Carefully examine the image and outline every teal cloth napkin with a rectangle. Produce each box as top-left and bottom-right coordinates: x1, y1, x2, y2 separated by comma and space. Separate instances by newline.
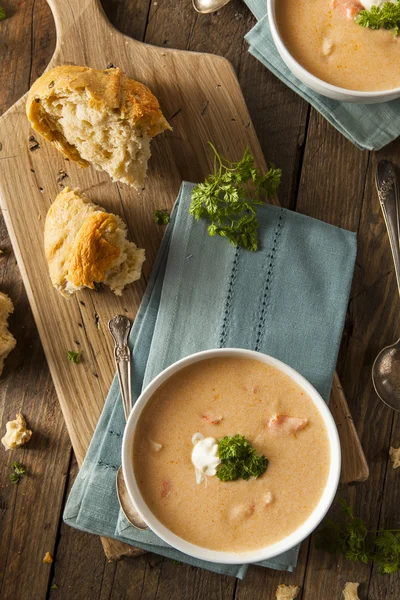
64, 182, 356, 578
244, 0, 400, 150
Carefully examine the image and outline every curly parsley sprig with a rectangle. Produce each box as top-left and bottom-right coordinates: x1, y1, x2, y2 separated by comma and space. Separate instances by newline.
216, 434, 268, 482
189, 143, 281, 252
9, 461, 27, 484
356, 0, 400, 35
316, 499, 400, 574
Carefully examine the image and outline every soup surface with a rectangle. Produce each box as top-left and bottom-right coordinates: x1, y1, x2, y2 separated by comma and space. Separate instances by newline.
133, 357, 330, 552
276, 0, 400, 91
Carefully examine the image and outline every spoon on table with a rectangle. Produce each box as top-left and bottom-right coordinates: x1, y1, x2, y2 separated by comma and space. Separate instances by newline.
192, 0, 232, 14
108, 315, 148, 530
372, 160, 400, 411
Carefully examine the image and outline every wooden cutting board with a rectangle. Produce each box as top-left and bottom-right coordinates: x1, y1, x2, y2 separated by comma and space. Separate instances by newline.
0, 0, 368, 561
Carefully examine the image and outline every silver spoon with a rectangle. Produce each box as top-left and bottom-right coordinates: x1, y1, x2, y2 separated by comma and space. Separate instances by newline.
108, 315, 148, 530
372, 160, 400, 411
192, 0, 232, 14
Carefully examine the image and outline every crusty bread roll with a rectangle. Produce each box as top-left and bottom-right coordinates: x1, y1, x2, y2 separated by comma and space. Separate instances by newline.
0, 292, 16, 376
45, 187, 145, 297
26, 65, 171, 187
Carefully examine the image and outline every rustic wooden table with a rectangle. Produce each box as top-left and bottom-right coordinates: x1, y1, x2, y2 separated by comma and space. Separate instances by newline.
0, 1, 399, 598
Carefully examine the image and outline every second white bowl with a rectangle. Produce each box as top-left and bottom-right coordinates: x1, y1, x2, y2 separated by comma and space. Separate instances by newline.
267, 0, 400, 103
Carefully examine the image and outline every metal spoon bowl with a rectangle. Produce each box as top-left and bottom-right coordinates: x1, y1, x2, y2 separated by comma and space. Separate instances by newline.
372, 340, 400, 411
372, 160, 400, 411
192, 0, 231, 14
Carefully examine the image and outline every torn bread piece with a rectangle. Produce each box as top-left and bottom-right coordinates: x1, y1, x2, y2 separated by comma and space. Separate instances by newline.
342, 582, 360, 600
276, 584, 301, 600
45, 187, 145, 297
389, 446, 400, 469
2, 413, 32, 450
26, 65, 171, 188
0, 292, 16, 376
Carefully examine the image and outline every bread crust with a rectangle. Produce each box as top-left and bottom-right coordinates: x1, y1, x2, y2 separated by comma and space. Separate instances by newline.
68, 213, 121, 289
26, 65, 171, 165
45, 187, 145, 296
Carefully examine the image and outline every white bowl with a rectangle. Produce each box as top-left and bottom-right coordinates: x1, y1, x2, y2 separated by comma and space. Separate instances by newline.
267, 0, 400, 103
122, 348, 341, 564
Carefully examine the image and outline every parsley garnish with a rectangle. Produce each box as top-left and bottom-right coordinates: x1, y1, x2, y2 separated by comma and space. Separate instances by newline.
0, 6, 6, 20
356, 1, 400, 35
316, 499, 400, 574
67, 350, 81, 363
189, 143, 281, 252
153, 210, 170, 225
217, 434, 268, 481
9, 461, 27, 484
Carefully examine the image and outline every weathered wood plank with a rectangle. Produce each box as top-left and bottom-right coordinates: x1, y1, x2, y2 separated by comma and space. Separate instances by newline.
292, 112, 400, 598
236, 542, 309, 600
359, 141, 400, 600
0, 3, 72, 600
48, 456, 117, 599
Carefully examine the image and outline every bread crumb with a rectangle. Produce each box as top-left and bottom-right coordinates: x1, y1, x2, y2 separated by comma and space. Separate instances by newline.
276, 584, 301, 599
0, 292, 16, 376
2, 413, 32, 450
342, 582, 360, 599
389, 447, 400, 469
43, 552, 53, 564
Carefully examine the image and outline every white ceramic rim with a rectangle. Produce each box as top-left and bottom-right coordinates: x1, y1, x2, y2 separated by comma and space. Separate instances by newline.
267, 0, 400, 102
122, 348, 341, 564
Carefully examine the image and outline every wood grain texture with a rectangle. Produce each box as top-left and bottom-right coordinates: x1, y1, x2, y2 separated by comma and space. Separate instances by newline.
0, 3, 72, 599
0, 0, 368, 568
0, 0, 381, 597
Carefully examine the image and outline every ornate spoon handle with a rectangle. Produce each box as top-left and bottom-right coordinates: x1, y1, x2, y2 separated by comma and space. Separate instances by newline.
108, 315, 133, 421
376, 160, 400, 298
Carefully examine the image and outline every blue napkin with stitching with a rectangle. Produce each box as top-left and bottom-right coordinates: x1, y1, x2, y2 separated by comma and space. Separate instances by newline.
64, 182, 356, 578
244, 0, 400, 150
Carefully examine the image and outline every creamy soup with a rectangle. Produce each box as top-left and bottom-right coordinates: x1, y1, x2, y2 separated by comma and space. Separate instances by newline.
276, 0, 400, 91
133, 357, 330, 552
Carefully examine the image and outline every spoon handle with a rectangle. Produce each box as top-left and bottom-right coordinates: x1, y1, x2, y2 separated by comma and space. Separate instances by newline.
108, 315, 133, 421
376, 160, 400, 297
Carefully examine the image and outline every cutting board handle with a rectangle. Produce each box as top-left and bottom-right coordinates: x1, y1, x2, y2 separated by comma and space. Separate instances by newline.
47, 0, 113, 64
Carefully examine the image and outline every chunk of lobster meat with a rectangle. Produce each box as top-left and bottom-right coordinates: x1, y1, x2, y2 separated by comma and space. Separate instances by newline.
229, 501, 256, 522
266, 415, 308, 435
202, 413, 223, 425
161, 479, 172, 498
264, 491, 274, 506
332, 0, 363, 19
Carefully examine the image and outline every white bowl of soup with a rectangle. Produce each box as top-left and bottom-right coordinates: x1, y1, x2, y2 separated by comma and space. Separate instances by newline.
268, 0, 400, 103
122, 348, 341, 564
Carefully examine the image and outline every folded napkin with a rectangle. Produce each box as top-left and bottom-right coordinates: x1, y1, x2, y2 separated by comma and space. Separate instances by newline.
64, 182, 356, 578
244, 0, 400, 151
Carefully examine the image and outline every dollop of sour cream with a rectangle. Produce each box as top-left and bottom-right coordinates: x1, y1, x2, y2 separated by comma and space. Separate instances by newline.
191, 433, 221, 484
361, 0, 395, 9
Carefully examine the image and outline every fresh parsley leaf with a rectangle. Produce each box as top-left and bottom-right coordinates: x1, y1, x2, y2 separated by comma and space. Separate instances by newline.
67, 350, 81, 364
9, 461, 27, 484
189, 143, 281, 252
316, 499, 400, 574
11, 461, 27, 476
356, 1, 400, 35
217, 434, 268, 482
153, 210, 170, 225
0, 6, 6, 20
